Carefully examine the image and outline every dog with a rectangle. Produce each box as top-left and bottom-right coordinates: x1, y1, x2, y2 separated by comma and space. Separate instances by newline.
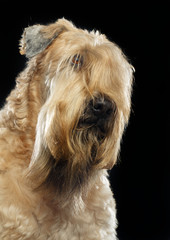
0, 18, 133, 239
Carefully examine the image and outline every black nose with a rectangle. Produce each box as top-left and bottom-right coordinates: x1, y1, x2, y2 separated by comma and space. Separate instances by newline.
91, 98, 114, 118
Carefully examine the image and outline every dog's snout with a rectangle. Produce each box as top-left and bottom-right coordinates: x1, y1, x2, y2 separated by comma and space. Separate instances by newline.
78, 97, 116, 131
92, 98, 114, 118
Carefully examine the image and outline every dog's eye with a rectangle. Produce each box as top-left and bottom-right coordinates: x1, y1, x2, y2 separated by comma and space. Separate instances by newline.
71, 54, 83, 69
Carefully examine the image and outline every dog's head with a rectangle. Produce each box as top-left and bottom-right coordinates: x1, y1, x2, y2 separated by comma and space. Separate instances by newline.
21, 19, 134, 193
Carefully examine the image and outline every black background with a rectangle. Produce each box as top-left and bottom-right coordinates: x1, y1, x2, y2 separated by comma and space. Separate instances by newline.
0, 3, 169, 240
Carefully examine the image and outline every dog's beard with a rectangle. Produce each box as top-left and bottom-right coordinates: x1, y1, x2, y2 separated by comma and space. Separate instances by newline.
28, 128, 106, 195
28, 98, 117, 197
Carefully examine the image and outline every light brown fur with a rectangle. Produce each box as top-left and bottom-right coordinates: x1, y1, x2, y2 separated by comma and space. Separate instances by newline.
0, 19, 133, 239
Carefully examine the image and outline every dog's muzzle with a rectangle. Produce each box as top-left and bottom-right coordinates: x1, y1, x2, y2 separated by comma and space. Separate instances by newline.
78, 96, 116, 135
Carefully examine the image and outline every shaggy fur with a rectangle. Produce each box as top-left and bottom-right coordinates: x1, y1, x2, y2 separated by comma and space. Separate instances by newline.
0, 18, 133, 239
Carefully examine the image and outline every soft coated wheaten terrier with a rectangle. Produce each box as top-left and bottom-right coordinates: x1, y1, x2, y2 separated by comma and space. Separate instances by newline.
0, 18, 133, 239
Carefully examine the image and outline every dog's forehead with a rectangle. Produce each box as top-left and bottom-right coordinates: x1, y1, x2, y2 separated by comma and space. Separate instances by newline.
57, 29, 115, 62
47, 22, 124, 72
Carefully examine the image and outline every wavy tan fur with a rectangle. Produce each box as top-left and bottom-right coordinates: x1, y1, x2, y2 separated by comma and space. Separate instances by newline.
0, 18, 133, 239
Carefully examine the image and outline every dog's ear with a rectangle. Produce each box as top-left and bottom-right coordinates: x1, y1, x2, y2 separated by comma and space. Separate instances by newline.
19, 19, 71, 58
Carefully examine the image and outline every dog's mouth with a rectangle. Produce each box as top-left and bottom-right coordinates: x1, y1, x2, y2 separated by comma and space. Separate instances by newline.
78, 116, 110, 134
